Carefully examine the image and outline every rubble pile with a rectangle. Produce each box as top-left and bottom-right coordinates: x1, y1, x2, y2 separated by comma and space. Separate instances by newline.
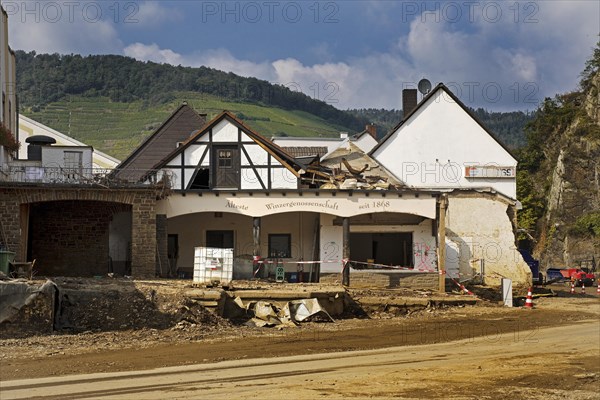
298, 141, 404, 190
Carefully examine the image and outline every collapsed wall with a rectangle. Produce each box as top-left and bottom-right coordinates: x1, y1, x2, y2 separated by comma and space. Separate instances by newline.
446, 193, 531, 289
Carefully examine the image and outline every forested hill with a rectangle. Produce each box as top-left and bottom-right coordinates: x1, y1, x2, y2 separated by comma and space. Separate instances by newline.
15, 51, 368, 132
16, 51, 530, 154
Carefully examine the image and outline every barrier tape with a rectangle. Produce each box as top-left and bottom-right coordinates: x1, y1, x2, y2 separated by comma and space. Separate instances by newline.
451, 278, 475, 296
250, 258, 436, 273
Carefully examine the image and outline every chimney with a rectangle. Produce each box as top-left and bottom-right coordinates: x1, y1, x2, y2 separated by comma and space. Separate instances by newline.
340, 132, 348, 139
365, 124, 377, 139
25, 135, 56, 161
402, 89, 418, 119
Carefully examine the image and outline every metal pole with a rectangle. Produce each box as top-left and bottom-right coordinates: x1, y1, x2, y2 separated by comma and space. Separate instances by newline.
342, 217, 350, 286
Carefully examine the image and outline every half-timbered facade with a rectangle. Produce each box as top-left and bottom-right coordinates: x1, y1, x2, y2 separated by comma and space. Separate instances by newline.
155, 111, 301, 191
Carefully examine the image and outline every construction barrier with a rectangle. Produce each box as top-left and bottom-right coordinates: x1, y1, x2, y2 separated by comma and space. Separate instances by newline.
524, 287, 534, 309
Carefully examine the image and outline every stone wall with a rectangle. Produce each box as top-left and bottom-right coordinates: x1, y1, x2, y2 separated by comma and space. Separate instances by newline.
0, 186, 158, 278
29, 201, 129, 276
320, 271, 438, 290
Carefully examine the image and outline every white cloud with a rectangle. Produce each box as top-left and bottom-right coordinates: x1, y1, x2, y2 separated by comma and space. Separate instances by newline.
6, 3, 122, 55
133, 2, 183, 27
8, 0, 598, 111
124, 43, 184, 65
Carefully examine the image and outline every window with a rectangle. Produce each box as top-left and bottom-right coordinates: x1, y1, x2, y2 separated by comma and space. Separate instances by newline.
63, 151, 83, 180
206, 230, 234, 249
269, 234, 291, 258
218, 149, 233, 168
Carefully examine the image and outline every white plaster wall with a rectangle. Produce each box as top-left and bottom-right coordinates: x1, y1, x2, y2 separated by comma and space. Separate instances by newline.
166, 154, 182, 167
167, 211, 318, 272
445, 195, 531, 287
354, 134, 377, 153
242, 144, 268, 165
211, 120, 238, 142
271, 167, 297, 189
184, 144, 207, 165
241, 168, 268, 190
372, 90, 517, 199
41, 146, 93, 169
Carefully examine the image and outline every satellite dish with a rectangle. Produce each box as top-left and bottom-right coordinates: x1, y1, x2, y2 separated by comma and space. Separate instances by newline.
418, 78, 432, 95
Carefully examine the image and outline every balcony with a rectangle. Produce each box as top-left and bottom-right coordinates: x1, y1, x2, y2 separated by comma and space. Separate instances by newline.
0, 163, 173, 189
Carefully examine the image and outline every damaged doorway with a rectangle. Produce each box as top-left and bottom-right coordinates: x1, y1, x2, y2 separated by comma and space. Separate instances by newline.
27, 200, 132, 276
350, 232, 413, 267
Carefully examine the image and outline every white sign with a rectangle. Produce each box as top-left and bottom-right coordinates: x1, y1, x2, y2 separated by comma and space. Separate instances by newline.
465, 166, 516, 178
160, 193, 437, 219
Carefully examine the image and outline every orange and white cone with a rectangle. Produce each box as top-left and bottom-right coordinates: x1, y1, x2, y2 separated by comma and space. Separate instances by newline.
570, 282, 575, 294
597, 282, 600, 294
525, 287, 534, 309
581, 283, 585, 295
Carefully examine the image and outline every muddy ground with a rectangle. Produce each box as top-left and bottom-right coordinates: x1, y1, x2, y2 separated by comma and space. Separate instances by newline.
0, 279, 598, 388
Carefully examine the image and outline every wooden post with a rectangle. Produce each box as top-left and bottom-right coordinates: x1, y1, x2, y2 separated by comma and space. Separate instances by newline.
438, 195, 447, 293
342, 217, 350, 286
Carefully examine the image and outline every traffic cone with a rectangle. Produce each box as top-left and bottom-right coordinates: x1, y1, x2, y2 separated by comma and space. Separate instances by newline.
570, 282, 575, 294
597, 282, 600, 294
581, 283, 585, 295
524, 287, 534, 309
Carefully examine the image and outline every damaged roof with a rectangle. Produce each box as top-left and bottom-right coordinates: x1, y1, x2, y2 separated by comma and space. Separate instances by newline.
301, 141, 404, 190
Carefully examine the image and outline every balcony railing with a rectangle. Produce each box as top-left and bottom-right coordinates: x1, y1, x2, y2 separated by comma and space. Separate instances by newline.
0, 164, 173, 189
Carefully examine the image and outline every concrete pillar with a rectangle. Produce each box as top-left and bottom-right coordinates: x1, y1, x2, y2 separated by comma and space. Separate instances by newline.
252, 217, 261, 257
342, 217, 350, 286
156, 214, 169, 277
438, 195, 447, 293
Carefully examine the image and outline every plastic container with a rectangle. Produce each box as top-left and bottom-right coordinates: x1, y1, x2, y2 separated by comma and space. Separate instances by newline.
193, 247, 234, 285
0, 250, 15, 275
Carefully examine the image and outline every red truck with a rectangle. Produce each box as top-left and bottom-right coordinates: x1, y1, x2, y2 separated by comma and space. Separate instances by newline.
559, 268, 596, 287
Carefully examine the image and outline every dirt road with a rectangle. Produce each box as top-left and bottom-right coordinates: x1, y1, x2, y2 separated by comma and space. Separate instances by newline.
2, 320, 598, 400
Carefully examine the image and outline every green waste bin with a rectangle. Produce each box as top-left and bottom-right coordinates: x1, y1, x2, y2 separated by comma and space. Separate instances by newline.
0, 250, 15, 275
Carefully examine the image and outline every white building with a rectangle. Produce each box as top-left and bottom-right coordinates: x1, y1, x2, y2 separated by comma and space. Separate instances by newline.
119, 90, 530, 288
18, 115, 120, 169
0, 6, 17, 167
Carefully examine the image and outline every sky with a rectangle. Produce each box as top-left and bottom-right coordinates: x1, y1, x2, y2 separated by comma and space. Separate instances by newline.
4, 0, 599, 111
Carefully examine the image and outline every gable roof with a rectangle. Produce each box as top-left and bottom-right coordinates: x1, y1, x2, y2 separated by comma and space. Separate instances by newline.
153, 111, 305, 177
115, 104, 206, 180
369, 83, 517, 161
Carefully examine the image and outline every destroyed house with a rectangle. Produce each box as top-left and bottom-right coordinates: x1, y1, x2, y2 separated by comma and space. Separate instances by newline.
118, 86, 530, 288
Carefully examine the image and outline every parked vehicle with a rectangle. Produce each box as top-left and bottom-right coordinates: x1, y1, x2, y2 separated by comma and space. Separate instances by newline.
546, 267, 595, 287
518, 249, 542, 284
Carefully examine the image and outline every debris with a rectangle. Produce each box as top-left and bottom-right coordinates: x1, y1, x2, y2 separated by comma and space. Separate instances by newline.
236, 297, 334, 328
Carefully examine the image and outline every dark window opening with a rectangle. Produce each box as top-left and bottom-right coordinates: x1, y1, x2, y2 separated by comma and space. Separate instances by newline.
206, 230, 234, 249
349, 232, 413, 267
269, 234, 291, 258
189, 168, 210, 189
